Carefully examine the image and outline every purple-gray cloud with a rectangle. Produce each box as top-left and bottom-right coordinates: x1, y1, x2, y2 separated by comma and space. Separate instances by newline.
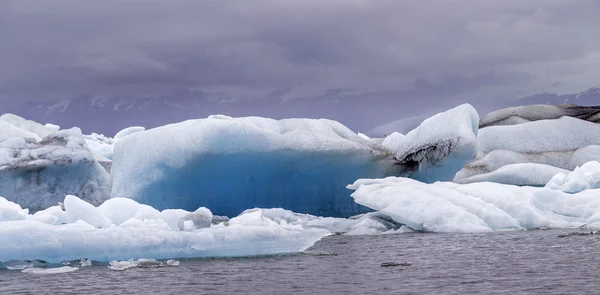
2, 0, 600, 103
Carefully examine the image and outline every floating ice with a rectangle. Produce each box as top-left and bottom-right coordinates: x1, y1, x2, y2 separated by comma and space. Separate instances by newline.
392, 104, 479, 182
111, 115, 400, 217
108, 258, 177, 271
349, 177, 600, 233
456, 163, 569, 187
0, 128, 111, 210
21, 266, 79, 274
480, 104, 600, 128
456, 116, 600, 186
546, 161, 600, 193
0, 197, 330, 263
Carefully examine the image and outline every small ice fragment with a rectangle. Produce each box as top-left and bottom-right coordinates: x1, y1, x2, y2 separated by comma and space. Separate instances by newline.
22, 266, 79, 274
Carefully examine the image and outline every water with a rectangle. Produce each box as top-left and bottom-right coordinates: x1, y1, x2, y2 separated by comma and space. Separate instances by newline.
1, 229, 599, 294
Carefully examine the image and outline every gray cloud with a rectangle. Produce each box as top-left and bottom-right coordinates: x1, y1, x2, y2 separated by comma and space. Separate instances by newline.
1, 0, 600, 103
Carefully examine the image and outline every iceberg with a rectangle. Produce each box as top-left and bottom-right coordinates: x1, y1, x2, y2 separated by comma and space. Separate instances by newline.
546, 161, 600, 193
480, 104, 600, 128
456, 115, 600, 186
391, 104, 479, 182
348, 177, 600, 233
0, 196, 330, 263
0, 128, 111, 210
111, 115, 401, 217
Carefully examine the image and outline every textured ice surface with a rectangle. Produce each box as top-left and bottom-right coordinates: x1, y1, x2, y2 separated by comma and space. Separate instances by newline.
480, 104, 600, 128
111, 115, 400, 217
456, 163, 569, 186
349, 177, 600, 232
380, 132, 405, 151
108, 258, 179, 271
22, 266, 79, 274
0, 121, 41, 142
0, 196, 330, 263
44, 123, 61, 133
0, 113, 53, 138
114, 126, 146, 140
546, 161, 600, 193
456, 116, 600, 185
83, 133, 115, 160
0, 129, 111, 210
392, 104, 479, 182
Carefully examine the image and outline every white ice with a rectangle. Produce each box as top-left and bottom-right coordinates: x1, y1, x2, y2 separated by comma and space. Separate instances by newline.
114, 126, 146, 140
391, 104, 479, 182
0, 128, 111, 210
349, 177, 600, 233
21, 266, 79, 274
0, 196, 330, 263
456, 116, 600, 186
456, 163, 569, 186
546, 161, 600, 193
0, 113, 53, 138
111, 115, 400, 217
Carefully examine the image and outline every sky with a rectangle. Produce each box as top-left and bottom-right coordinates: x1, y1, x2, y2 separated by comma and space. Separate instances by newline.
1, 0, 600, 131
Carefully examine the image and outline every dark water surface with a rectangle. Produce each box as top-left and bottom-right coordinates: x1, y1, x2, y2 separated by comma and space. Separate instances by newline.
1, 229, 599, 294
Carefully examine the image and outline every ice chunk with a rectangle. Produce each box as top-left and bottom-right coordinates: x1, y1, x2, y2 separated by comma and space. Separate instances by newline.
0, 197, 28, 221
108, 258, 178, 271
0, 120, 41, 142
392, 104, 479, 182
0, 196, 330, 263
349, 177, 600, 232
546, 161, 600, 193
44, 123, 61, 132
84, 133, 114, 160
0, 113, 53, 138
114, 126, 145, 140
480, 104, 600, 128
22, 266, 79, 274
456, 163, 569, 187
456, 115, 600, 186
111, 116, 400, 217
380, 132, 405, 151
0, 128, 111, 210
64, 195, 111, 228
177, 207, 213, 230
28, 205, 68, 225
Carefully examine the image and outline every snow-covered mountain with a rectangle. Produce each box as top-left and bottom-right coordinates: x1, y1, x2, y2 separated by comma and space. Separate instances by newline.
1, 86, 599, 137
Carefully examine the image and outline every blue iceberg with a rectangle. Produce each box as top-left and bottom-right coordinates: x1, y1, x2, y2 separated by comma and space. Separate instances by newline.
111, 115, 401, 217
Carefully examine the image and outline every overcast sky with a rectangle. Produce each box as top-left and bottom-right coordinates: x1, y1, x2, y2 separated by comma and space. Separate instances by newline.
2, 0, 600, 106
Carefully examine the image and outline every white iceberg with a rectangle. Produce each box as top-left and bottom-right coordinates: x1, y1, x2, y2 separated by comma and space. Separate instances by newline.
456, 116, 600, 186
348, 177, 600, 233
480, 104, 600, 128
391, 104, 479, 182
0, 196, 330, 263
0, 129, 111, 210
546, 161, 600, 193
111, 115, 400, 217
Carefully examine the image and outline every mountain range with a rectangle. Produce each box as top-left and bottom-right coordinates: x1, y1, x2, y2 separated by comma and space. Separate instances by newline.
1, 86, 599, 137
